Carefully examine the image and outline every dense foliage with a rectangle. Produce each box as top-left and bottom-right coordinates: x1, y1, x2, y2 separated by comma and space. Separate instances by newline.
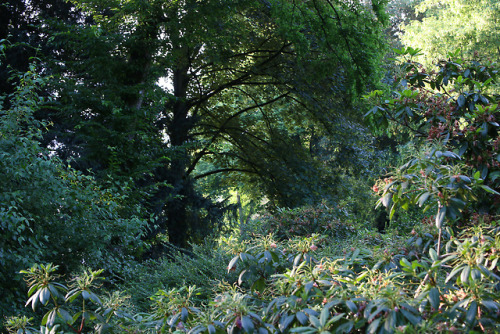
0, 51, 147, 323
6, 219, 500, 333
2, 0, 500, 333
399, 0, 500, 66
366, 48, 499, 224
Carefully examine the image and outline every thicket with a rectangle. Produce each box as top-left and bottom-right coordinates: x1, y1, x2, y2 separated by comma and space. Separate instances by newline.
2, 1, 500, 333
0, 52, 147, 324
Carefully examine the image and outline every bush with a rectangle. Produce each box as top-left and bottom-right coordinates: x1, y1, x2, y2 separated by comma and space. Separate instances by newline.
252, 204, 357, 241
119, 240, 238, 312
0, 56, 147, 325
7, 221, 499, 333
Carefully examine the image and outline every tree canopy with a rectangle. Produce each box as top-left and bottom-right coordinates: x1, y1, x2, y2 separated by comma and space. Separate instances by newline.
400, 0, 500, 65
35, 0, 388, 247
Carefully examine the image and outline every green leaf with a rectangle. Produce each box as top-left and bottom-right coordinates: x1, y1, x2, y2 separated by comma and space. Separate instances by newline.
457, 95, 466, 108
465, 301, 477, 326
478, 264, 500, 280
461, 266, 470, 284
309, 315, 321, 329
428, 288, 440, 309
400, 257, 411, 269
446, 265, 464, 283
435, 207, 446, 229
228, 255, 239, 272
366, 317, 381, 334
57, 308, 73, 324
471, 269, 481, 281
418, 192, 431, 207
481, 300, 499, 312
320, 305, 330, 327
400, 309, 420, 325
241, 316, 254, 334
335, 321, 353, 334
326, 313, 345, 326
290, 327, 316, 334
279, 314, 295, 332
251, 278, 266, 293
40, 287, 51, 305
296, 311, 308, 325
382, 193, 392, 208
345, 300, 357, 313
383, 311, 396, 332
429, 248, 438, 262
238, 269, 248, 285
479, 185, 500, 195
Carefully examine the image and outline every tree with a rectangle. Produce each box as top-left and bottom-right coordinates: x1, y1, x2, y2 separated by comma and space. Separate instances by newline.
400, 0, 500, 66
0, 56, 147, 323
0, 0, 82, 103
41, 0, 388, 248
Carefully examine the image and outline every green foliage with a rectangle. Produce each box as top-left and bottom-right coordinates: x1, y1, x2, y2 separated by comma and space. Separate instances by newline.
7, 264, 135, 333
0, 57, 147, 324
9, 222, 500, 333
366, 49, 500, 227
34, 0, 390, 247
400, 0, 500, 66
120, 241, 238, 311
252, 205, 357, 241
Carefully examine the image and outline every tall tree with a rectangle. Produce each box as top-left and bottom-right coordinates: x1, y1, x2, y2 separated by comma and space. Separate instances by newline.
400, 0, 500, 65
44, 0, 388, 248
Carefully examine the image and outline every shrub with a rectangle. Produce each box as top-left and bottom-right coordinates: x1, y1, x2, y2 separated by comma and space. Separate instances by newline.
253, 204, 357, 241
0, 53, 147, 325
8, 222, 499, 333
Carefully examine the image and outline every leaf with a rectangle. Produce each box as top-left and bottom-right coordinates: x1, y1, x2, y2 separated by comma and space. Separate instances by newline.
296, 311, 308, 325
435, 207, 446, 229
241, 315, 254, 334
479, 185, 500, 195
208, 324, 216, 334
478, 264, 500, 280
320, 305, 330, 326
293, 253, 303, 267
382, 193, 392, 208
400, 309, 420, 325
466, 301, 477, 326
251, 278, 266, 293
279, 314, 295, 331
418, 192, 430, 207
345, 300, 357, 313
57, 308, 73, 324
326, 313, 345, 326
181, 307, 189, 322
446, 265, 464, 283
461, 266, 470, 284
40, 287, 51, 305
168, 313, 181, 327
457, 94, 466, 107
429, 248, 438, 262
228, 255, 239, 272
383, 311, 396, 332
366, 317, 381, 334
290, 327, 315, 334
26, 289, 41, 311
428, 288, 440, 309
309, 315, 321, 328
481, 300, 499, 312
238, 270, 248, 285
335, 321, 353, 334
